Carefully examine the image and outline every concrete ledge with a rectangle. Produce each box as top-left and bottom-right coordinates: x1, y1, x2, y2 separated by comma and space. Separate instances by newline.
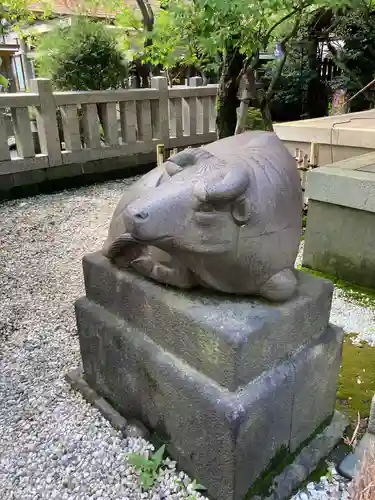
306, 153, 375, 213
0, 154, 155, 201
65, 368, 149, 439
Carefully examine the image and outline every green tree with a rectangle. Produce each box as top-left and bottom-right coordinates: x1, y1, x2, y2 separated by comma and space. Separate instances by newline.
138, 0, 363, 138
34, 17, 128, 90
328, 6, 375, 111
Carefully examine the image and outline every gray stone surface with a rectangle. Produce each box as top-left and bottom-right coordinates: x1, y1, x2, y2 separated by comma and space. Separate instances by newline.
369, 394, 375, 434
75, 286, 343, 500
289, 324, 344, 451
103, 131, 303, 302
359, 164, 375, 173
83, 251, 334, 391
338, 432, 375, 480
303, 199, 375, 288
306, 156, 375, 214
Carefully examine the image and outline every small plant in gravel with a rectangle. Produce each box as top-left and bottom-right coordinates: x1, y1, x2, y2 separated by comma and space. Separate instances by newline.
127, 444, 166, 490
176, 477, 206, 498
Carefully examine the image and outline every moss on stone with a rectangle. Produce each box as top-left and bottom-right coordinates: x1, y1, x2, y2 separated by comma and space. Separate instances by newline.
244, 414, 334, 499
336, 334, 375, 424
297, 265, 375, 308
244, 446, 290, 499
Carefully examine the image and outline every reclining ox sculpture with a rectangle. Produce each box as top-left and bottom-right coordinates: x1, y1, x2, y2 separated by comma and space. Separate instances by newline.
103, 131, 302, 302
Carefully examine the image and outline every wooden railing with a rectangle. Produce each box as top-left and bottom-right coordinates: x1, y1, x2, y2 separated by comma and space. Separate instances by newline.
0, 76, 218, 177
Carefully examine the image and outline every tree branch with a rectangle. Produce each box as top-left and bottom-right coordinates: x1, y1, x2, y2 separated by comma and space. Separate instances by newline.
263, 1, 310, 48
135, 0, 154, 31
326, 38, 373, 102
266, 14, 301, 101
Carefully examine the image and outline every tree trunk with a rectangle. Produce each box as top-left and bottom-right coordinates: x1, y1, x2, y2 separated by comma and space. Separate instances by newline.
135, 0, 154, 88
259, 98, 273, 131
215, 48, 244, 139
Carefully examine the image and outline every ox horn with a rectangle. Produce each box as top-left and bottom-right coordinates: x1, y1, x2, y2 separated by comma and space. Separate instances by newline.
194, 166, 250, 202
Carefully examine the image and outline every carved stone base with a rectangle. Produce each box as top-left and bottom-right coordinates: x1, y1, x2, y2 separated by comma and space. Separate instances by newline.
74, 252, 346, 500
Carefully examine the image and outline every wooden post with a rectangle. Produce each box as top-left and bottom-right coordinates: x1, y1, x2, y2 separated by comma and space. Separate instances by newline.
0, 110, 11, 161
30, 78, 62, 166
309, 142, 319, 167
152, 76, 169, 147
187, 77, 203, 136
157, 143, 165, 167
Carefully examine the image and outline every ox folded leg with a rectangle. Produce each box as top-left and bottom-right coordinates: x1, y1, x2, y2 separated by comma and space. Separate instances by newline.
131, 256, 197, 289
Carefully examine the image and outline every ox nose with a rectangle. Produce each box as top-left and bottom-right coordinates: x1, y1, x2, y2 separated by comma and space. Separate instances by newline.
134, 210, 149, 221
127, 206, 149, 222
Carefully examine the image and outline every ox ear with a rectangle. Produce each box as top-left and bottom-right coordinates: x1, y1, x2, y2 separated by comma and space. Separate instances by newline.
231, 196, 251, 225
165, 148, 216, 176
165, 148, 200, 176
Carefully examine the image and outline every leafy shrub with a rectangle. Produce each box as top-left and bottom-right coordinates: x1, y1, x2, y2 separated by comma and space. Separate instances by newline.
35, 18, 128, 91
245, 107, 266, 131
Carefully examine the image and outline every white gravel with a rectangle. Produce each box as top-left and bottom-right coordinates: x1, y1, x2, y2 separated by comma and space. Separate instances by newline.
0, 179, 207, 500
1, 179, 374, 500
291, 467, 350, 500
296, 242, 375, 345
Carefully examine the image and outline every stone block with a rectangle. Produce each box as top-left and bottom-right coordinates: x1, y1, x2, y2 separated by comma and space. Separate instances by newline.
75, 263, 343, 500
76, 297, 294, 500
303, 199, 375, 288
82, 252, 334, 391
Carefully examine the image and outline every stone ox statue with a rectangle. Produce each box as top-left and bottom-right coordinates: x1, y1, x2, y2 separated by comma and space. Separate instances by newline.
103, 131, 302, 302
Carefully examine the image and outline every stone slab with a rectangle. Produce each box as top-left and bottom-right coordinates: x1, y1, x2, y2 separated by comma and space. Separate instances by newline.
306, 160, 375, 214
303, 199, 375, 288
358, 164, 375, 174
82, 252, 334, 391
337, 432, 375, 480
75, 297, 343, 500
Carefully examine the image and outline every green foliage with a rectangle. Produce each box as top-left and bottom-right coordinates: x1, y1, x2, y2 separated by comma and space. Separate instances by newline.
330, 8, 375, 111
0, 58, 9, 89
35, 18, 128, 91
245, 107, 267, 131
337, 334, 375, 423
127, 445, 166, 491
138, 0, 359, 72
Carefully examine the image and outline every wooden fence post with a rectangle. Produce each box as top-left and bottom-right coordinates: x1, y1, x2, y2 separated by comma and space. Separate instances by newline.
151, 76, 170, 148
30, 78, 62, 167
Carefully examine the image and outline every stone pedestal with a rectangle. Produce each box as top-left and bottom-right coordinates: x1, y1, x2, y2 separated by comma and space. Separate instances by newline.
74, 252, 345, 500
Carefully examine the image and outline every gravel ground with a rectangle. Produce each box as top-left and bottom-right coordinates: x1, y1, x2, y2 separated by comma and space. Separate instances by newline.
296, 243, 375, 345
1, 178, 374, 500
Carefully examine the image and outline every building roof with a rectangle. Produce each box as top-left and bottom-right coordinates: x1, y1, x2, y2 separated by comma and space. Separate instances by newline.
28, 0, 158, 19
